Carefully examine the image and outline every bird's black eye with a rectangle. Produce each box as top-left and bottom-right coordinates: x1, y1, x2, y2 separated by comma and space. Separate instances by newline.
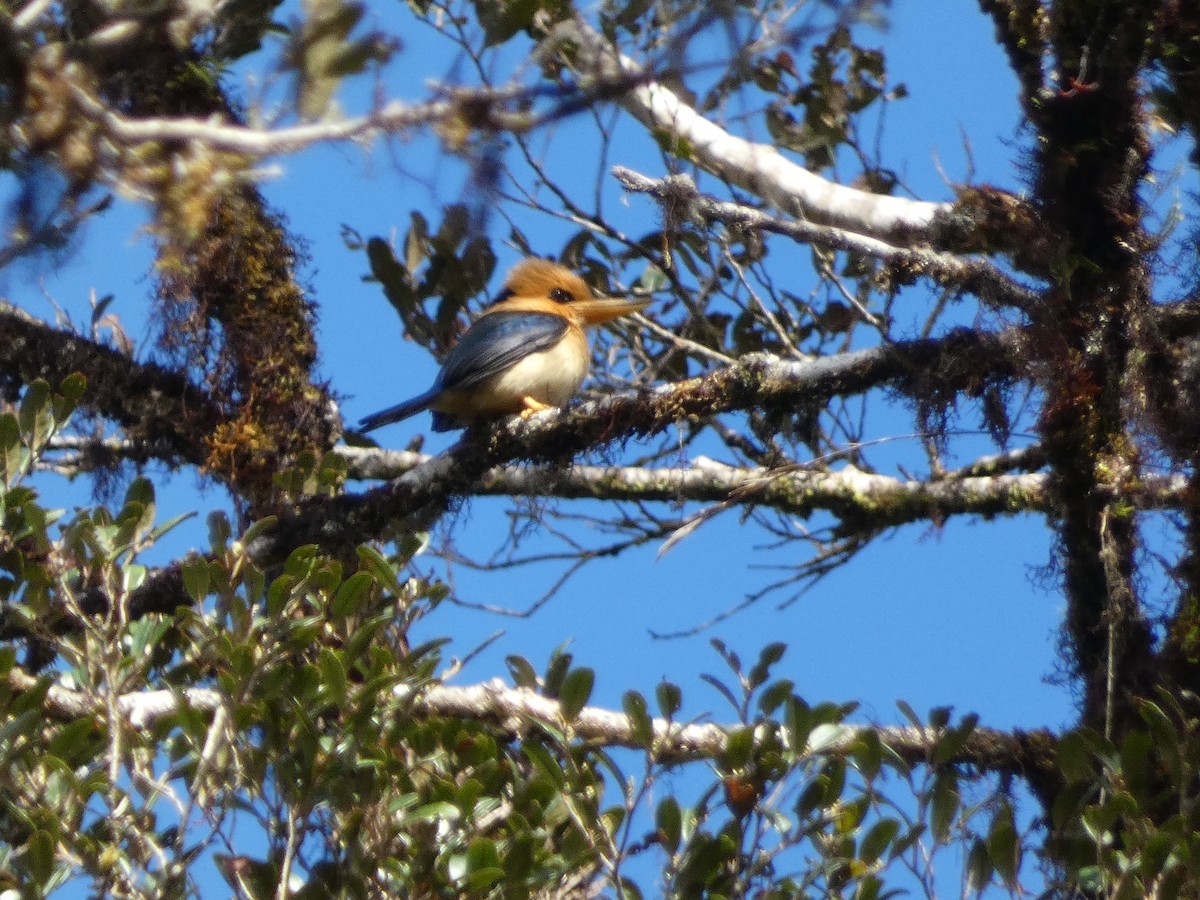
549, 287, 573, 304
489, 287, 515, 307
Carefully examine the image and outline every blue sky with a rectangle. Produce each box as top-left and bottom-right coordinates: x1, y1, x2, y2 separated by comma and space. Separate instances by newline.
3, 0, 1100, 893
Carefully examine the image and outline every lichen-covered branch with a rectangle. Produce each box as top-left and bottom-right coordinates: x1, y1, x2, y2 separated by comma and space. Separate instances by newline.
8, 665, 1056, 784
267, 329, 1023, 553
0, 302, 220, 464
613, 167, 1040, 310
343, 446, 1190, 527
47, 330, 1019, 623
1026, 5, 1159, 730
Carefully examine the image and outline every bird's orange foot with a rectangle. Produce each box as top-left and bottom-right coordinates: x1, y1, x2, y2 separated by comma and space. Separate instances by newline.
518, 396, 553, 418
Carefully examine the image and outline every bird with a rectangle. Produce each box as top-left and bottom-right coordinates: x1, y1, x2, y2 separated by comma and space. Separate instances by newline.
359, 258, 650, 433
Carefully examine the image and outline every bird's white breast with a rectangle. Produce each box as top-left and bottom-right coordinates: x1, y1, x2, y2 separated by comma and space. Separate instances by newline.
484, 328, 589, 408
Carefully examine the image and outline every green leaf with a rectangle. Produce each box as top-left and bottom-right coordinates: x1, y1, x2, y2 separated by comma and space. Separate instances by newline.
53, 372, 87, 422
466, 867, 505, 892
613, 877, 644, 900
434, 204, 470, 249
182, 557, 211, 603
932, 713, 978, 767
966, 836, 994, 893
930, 772, 959, 843
785, 696, 813, 751
367, 235, 417, 318
318, 648, 348, 704
123, 563, 147, 593
0, 413, 21, 483
241, 563, 266, 609
523, 744, 565, 789
123, 476, 155, 512
1137, 698, 1182, 785
466, 836, 502, 872
656, 681, 682, 719
622, 690, 654, 747
207, 511, 233, 550
355, 544, 402, 594
1051, 780, 1093, 830
748, 642, 786, 689
543, 646, 572, 697
836, 796, 869, 834
795, 779, 826, 819
401, 801, 459, 824
503, 834, 535, 878
757, 678, 795, 715
656, 797, 682, 852
723, 726, 755, 769
928, 706, 952, 730
282, 544, 320, 579
851, 874, 884, 900
265, 573, 296, 618
1056, 730, 1095, 783
1119, 729, 1153, 804
330, 570, 375, 618
129, 614, 169, 659
819, 758, 848, 807
895, 699, 921, 729
850, 728, 883, 779
18, 379, 52, 446
987, 803, 1019, 885
47, 718, 101, 764
859, 816, 900, 866
454, 777, 483, 815
26, 828, 55, 884
0, 711, 42, 771
474, 0, 554, 46
558, 667, 594, 721
506, 655, 538, 690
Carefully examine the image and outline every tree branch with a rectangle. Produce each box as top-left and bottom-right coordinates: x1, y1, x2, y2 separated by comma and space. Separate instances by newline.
343, 447, 1187, 526
554, 16, 958, 246
8, 666, 1058, 785
69, 83, 509, 157
0, 302, 220, 463
0, 327, 1024, 638
20, 329, 1020, 627
262, 329, 1024, 546
613, 168, 1040, 310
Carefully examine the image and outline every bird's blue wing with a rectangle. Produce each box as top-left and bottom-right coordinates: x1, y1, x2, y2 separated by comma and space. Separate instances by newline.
436, 311, 569, 391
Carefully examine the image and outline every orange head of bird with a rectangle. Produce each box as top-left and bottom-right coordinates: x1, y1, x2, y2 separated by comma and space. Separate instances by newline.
493, 259, 651, 325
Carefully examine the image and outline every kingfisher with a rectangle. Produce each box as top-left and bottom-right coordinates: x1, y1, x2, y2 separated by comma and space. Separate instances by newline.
359, 258, 650, 433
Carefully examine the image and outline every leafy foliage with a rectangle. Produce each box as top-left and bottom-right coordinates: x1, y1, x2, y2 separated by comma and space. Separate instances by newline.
2, 0, 1200, 897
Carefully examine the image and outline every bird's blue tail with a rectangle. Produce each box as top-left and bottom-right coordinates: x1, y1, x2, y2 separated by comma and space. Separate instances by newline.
358, 389, 439, 433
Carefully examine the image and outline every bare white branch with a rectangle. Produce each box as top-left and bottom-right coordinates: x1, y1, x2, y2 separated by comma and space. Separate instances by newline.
343, 445, 1048, 516
70, 87, 468, 156
613, 168, 1039, 309
340, 444, 1188, 521
10, 667, 1044, 772
554, 17, 953, 245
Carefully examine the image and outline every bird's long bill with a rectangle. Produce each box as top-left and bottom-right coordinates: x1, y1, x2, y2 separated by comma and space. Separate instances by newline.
571, 296, 652, 325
